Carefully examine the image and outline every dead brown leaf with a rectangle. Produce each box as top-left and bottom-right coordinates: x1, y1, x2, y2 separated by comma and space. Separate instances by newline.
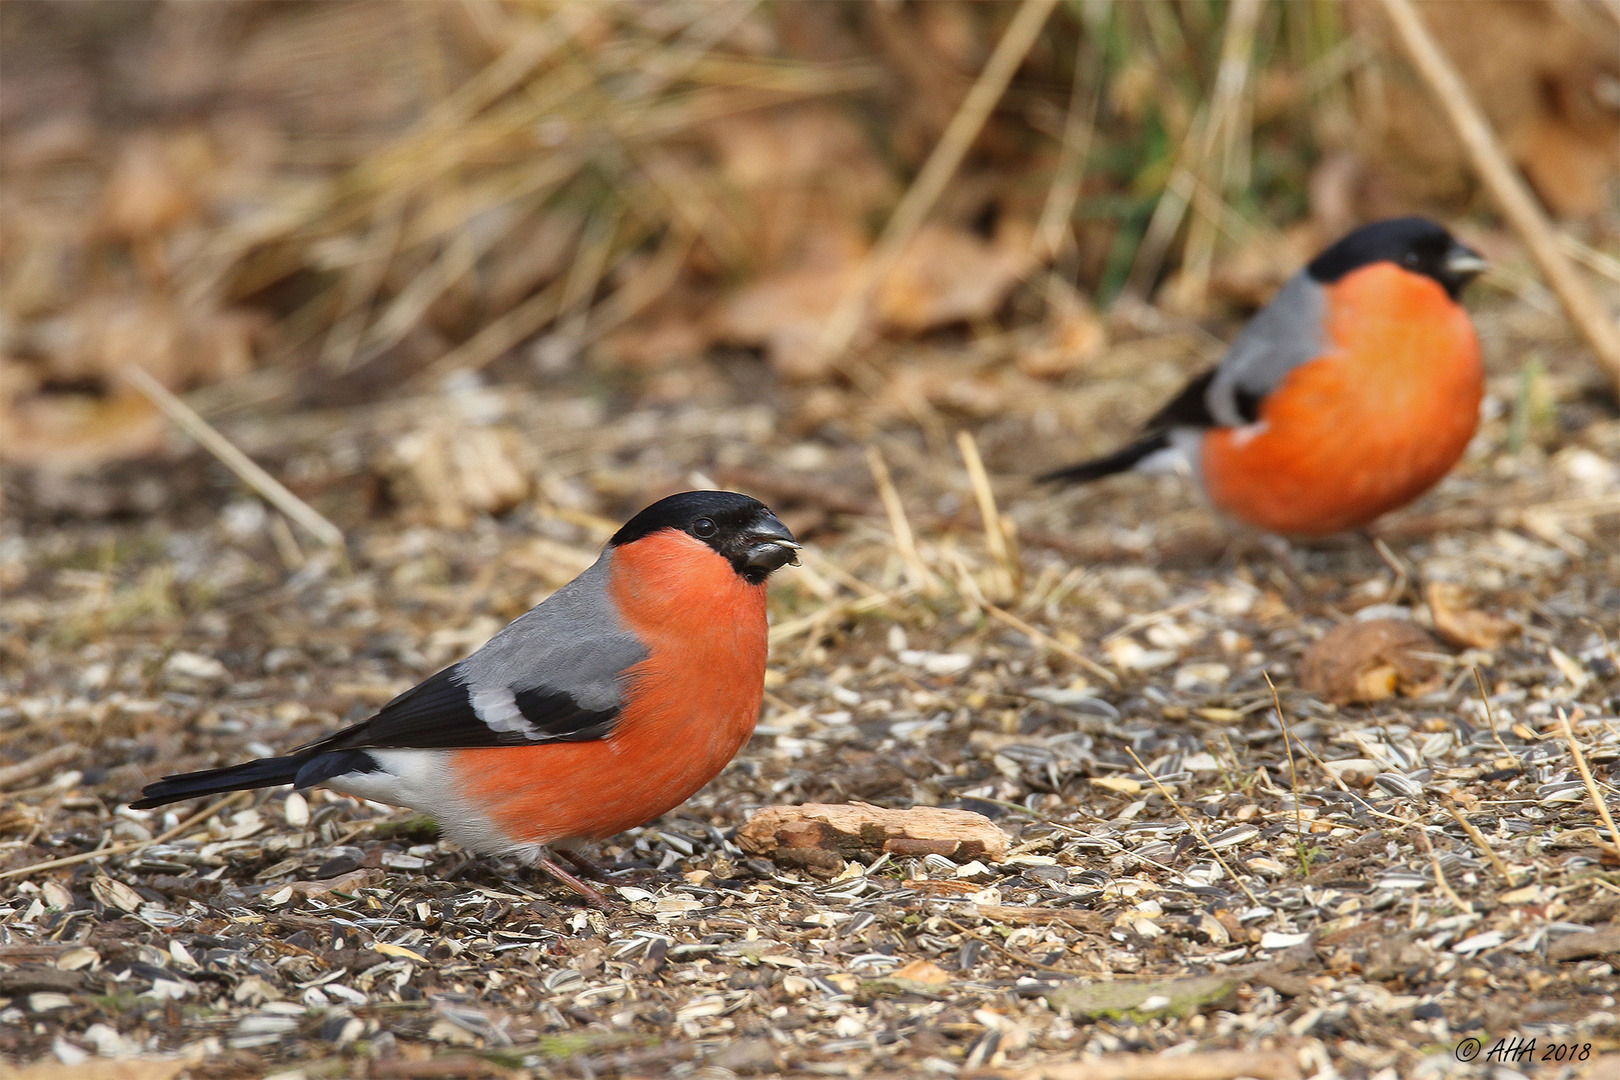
875, 220, 1038, 333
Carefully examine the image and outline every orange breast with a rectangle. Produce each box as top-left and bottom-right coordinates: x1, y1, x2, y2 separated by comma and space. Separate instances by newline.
1201, 263, 1482, 536
449, 530, 768, 845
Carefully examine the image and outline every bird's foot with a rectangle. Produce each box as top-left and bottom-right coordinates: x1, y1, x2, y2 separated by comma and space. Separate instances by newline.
556, 848, 614, 882
536, 854, 614, 910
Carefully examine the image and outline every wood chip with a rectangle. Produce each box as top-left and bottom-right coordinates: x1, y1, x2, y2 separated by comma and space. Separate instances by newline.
737, 802, 1008, 867
1012, 1049, 1302, 1080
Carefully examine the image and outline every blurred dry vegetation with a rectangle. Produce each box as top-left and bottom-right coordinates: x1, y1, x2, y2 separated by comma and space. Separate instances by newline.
2, 0, 1618, 502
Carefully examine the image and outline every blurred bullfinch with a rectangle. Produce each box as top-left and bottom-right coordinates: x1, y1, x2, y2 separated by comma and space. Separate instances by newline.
133, 491, 799, 904
1040, 217, 1488, 536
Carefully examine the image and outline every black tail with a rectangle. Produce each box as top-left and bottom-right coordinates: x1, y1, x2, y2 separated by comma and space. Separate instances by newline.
1038, 432, 1170, 486
130, 754, 307, 809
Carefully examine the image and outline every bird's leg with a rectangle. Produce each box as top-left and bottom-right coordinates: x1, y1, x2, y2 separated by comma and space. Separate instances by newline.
438, 853, 478, 881
556, 847, 613, 882
536, 854, 614, 910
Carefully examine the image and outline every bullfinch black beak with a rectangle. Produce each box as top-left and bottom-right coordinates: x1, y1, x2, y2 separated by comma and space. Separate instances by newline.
742, 515, 800, 576
1443, 241, 1489, 281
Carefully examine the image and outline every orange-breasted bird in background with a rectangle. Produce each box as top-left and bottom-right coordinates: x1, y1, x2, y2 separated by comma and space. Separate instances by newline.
1039, 217, 1489, 537
133, 491, 800, 905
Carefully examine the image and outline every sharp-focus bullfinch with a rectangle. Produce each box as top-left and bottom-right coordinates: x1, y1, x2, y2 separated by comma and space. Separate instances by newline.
1040, 217, 1489, 537
133, 490, 799, 904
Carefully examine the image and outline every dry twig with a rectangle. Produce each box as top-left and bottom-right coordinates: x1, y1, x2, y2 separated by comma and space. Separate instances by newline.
0, 744, 82, 792
122, 366, 344, 549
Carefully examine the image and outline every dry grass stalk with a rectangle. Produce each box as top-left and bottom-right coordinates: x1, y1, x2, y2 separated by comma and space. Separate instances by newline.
955, 430, 1019, 602
1557, 232, 1620, 287
0, 790, 253, 882
1034, 43, 1102, 261
1371, 537, 1411, 602
1444, 799, 1517, 885
1472, 666, 1517, 766
419, 279, 568, 384
0, 744, 82, 792
799, 546, 886, 601
544, 207, 624, 367
865, 445, 937, 595
1377, 0, 1620, 391
122, 365, 344, 549
268, 512, 307, 571
1410, 823, 1473, 914
812, 0, 1060, 370
983, 603, 1118, 687
1264, 673, 1306, 849
1559, 709, 1620, 858
761, 689, 817, 731
768, 587, 914, 647
1124, 747, 1261, 907
1168, 0, 1264, 313
1121, 99, 1212, 304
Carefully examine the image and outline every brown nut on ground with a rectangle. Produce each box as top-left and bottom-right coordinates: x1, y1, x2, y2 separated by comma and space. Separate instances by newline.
1300, 619, 1448, 704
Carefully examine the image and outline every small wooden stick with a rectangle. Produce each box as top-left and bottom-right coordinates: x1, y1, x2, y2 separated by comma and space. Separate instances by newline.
123, 365, 345, 549
1377, 0, 1620, 392
555, 848, 613, 882
0, 744, 81, 791
1264, 674, 1305, 848
1473, 667, 1517, 766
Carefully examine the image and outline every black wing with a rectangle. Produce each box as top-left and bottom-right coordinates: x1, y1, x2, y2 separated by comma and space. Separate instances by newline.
303, 666, 620, 754
1146, 369, 1263, 429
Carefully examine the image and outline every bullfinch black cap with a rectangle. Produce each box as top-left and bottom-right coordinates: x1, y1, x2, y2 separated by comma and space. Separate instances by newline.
1306, 217, 1487, 300
609, 490, 799, 584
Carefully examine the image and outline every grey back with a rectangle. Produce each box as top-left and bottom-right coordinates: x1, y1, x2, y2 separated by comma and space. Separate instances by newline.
460, 553, 648, 716
1204, 272, 1329, 427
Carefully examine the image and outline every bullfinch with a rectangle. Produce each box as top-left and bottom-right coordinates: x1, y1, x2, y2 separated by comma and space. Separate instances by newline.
133, 490, 800, 905
1040, 217, 1489, 536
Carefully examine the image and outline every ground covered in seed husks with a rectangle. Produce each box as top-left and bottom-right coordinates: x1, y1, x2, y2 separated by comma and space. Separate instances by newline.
4, 297, 1620, 1080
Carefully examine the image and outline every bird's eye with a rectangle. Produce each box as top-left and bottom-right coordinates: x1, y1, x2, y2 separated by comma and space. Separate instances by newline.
1403, 251, 1421, 266
693, 517, 717, 538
